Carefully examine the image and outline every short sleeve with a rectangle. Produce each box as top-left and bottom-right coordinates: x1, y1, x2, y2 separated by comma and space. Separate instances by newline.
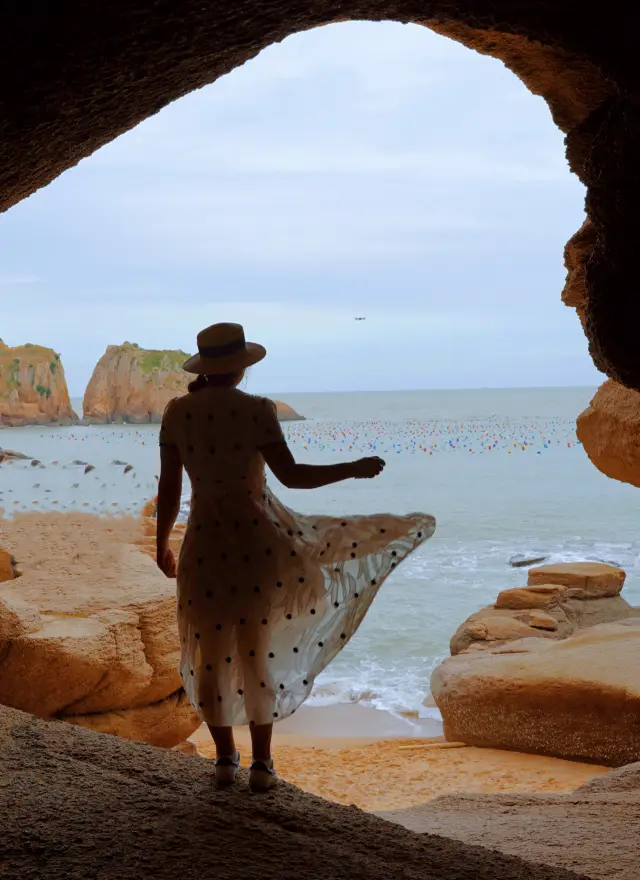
256, 397, 286, 448
159, 398, 179, 447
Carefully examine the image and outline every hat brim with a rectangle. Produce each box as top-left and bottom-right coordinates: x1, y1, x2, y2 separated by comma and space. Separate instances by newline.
182, 342, 266, 375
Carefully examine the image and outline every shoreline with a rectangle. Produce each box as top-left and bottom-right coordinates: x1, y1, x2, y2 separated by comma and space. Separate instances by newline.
189, 702, 609, 812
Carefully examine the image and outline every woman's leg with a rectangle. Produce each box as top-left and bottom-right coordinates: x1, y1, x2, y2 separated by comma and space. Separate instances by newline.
207, 725, 237, 758
250, 723, 273, 762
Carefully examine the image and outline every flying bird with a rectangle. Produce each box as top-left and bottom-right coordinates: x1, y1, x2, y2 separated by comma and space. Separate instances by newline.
354, 316, 366, 321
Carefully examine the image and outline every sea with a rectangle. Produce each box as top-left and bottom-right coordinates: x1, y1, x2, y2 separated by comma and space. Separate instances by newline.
2, 386, 639, 726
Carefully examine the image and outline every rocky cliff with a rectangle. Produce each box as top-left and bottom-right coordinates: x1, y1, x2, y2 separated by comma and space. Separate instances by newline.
83, 343, 305, 423
0, 340, 77, 426
83, 343, 189, 424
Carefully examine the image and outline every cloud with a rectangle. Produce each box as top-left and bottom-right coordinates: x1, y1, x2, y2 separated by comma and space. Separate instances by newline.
0, 20, 592, 392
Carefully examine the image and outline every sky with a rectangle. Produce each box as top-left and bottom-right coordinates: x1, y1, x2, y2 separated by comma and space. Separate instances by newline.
0, 21, 600, 396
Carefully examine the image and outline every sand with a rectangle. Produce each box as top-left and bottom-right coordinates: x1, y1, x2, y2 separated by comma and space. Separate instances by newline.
1, 512, 610, 814
190, 703, 609, 812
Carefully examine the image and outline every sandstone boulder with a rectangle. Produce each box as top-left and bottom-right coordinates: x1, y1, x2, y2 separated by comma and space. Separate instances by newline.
450, 604, 574, 655
577, 379, 640, 488
448, 561, 634, 658
528, 561, 625, 599
432, 619, 640, 766
495, 584, 567, 610
0, 512, 200, 747
0, 548, 18, 582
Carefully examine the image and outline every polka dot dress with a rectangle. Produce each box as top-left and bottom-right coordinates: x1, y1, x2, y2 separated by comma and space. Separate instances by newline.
160, 388, 435, 728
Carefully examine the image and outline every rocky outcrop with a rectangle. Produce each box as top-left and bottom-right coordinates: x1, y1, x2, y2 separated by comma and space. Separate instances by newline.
433, 619, 640, 766
0, 447, 29, 461
83, 343, 190, 424
0, 700, 592, 880
433, 563, 640, 765
0, 340, 77, 426
0, 513, 200, 747
273, 399, 305, 421
83, 343, 304, 423
577, 379, 640, 488
448, 563, 633, 656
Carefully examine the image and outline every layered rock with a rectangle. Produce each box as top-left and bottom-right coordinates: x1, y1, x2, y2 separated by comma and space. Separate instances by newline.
433, 562, 640, 765
0, 513, 200, 747
0, 340, 77, 426
448, 563, 632, 657
83, 342, 304, 423
577, 379, 640, 488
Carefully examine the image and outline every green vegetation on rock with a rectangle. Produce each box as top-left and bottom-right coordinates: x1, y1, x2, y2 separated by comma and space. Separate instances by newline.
138, 349, 191, 376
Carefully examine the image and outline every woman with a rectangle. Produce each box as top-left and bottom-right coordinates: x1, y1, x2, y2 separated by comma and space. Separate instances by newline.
156, 322, 435, 790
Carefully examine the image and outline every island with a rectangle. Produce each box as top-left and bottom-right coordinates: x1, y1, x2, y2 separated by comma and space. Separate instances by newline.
82, 343, 305, 423
0, 340, 77, 426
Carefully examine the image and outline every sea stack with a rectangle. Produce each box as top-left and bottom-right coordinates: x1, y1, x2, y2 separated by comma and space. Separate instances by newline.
83, 342, 305, 423
0, 340, 77, 426
83, 343, 190, 424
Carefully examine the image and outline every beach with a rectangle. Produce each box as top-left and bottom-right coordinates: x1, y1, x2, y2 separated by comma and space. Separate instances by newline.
0, 387, 631, 814
188, 703, 608, 812
3, 387, 640, 724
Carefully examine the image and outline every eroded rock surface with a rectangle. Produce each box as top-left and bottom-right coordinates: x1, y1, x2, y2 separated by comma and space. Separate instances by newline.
449, 563, 632, 657
382, 761, 640, 880
433, 619, 640, 766
434, 563, 639, 765
0, 701, 590, 880
577, 380, 640, 489
0, 513, 199, 747
0, 340, 77, 426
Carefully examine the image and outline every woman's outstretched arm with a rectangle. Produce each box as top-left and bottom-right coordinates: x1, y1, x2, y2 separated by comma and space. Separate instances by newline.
262, 440, 385, 489
156, 443, 183, 576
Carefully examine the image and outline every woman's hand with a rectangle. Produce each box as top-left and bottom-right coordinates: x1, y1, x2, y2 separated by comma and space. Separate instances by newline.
157, 544, 177, 578
351, 456, 386, 479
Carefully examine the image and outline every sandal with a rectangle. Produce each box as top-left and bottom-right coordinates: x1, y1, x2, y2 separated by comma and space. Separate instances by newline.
214, 750, 240, 785
249, 758, 278, 792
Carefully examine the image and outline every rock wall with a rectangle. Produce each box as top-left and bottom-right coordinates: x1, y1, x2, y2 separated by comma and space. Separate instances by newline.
83, 342, 305, 423
0, 340, 77, 426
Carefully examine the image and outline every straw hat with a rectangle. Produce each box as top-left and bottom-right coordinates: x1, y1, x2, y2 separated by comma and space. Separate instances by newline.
182, 323, 266, 375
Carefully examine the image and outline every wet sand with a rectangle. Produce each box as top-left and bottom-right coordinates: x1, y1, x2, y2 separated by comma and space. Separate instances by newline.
190, 703, 609, 812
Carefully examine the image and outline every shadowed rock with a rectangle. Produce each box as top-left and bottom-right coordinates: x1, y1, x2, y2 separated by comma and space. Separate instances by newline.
381, 761, 640, 880
0, 701, 589, 880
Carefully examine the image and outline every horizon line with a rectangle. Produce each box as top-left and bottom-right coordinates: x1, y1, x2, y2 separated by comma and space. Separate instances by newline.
67, 384, 599, 398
